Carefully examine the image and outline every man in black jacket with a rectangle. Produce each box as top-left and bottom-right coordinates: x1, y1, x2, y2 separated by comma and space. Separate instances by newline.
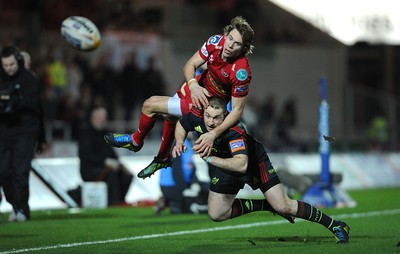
0, 45, 42, 222
78, 107, 134, 206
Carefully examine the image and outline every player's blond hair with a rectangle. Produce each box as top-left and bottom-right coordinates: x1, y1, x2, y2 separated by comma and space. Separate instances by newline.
223, 16, 254, 55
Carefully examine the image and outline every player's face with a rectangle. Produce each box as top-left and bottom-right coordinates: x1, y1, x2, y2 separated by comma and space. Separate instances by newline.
222, 29, 244, 60
1, 55, 19, 76
204, 106, 225, 132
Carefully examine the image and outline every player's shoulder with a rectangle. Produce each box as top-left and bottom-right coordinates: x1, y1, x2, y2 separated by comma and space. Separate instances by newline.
206, 34, 224, 46
232, 55, 251, 71
225, 122, 246, 139
230, 56, 251, 83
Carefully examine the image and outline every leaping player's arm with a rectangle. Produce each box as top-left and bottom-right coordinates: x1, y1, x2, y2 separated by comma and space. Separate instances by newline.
183, 51, 209, 109
209, 96, 245, 139
172, 121, 188, 158
194, 96, 246, 158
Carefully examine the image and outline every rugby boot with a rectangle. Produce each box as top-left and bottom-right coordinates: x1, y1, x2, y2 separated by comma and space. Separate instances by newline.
333, 221, 350, 243
137, 156, 173, 179
104, 133, 143, 152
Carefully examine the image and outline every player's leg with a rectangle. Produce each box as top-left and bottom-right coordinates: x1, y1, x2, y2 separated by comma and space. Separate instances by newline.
137, 95, 189, 179
104, 95, 172, 152
207, 190, 236, 221
131, 95, 173, 144
207, 167, 292, 222
154, 94, 185, 161
264, 184, 350, 243
207, 189, 288, 222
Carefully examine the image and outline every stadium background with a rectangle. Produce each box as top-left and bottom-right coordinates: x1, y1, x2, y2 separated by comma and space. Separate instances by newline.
0, 0, 399, 212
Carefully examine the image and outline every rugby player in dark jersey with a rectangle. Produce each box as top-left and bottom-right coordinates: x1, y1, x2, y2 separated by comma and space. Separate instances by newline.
172, 96, 350, 244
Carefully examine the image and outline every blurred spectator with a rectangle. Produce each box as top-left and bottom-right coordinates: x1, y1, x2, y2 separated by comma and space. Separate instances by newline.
65, 55, 84, 104
367, 114, 388, 151
92, 54, 118, 120
260, 94, 276, 124
44, 52, 67, 123
142, 56, 166, 99
78, 107, 134, 206
275, 96, 297, 149
120, 52, 144, 121
259, 94, 277, 142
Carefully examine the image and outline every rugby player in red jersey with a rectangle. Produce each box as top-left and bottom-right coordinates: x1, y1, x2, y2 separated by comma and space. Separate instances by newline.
105, 16, 254, 179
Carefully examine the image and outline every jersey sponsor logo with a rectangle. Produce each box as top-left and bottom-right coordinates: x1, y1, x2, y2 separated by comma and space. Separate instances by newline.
229, 139, 246, 153
208, 35, 222, 45
221, 68, 229, 78
208, 72, 228, 95
201, 43, 208, 57
195, 126, 203, 133
236, 69, 248, 81
235, 84, 249, 94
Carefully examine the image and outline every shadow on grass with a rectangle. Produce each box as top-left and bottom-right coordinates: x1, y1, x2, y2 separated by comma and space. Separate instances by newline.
173, 236, 344, 254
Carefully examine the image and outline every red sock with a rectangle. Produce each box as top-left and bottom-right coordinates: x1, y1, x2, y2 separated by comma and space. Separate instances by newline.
131, 113, 156, 145
156, 119, 176, 160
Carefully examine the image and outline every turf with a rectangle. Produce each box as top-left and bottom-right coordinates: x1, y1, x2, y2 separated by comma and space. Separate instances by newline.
0, 187, 399, 254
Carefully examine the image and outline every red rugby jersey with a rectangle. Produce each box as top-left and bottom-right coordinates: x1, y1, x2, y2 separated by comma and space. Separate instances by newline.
197, 34, 252, 102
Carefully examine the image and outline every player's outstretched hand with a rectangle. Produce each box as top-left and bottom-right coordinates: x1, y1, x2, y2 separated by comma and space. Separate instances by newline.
193, 132, 216, 158
190, 84, 211, 109
172, 142, 186, 158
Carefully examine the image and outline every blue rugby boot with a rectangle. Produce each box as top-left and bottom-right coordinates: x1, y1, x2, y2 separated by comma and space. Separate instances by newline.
333, 221, 350, 243
104, 133, 143, 152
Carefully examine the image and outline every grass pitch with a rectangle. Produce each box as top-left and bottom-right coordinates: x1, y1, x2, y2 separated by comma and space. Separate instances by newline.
0, 187, 399, 254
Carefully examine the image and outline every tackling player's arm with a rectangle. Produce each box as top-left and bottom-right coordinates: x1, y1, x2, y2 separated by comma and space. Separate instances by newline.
172, 121, 188, 158
183, 51, 209, 109
203, 153, 248, 174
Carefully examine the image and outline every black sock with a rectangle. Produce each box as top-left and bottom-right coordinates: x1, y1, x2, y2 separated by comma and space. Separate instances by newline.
230, 199, 275, 219
296, 200, 340, 232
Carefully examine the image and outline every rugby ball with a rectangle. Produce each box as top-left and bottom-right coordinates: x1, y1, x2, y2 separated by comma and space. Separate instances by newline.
61, 16, 101, 51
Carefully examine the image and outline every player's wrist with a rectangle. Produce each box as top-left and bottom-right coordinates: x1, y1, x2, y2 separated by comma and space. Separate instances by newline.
208, 130, 218, 140
188, 80, 200, 90
188, 78, 197, 86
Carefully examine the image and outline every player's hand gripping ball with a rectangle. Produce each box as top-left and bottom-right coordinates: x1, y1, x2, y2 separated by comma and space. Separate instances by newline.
61, 16, 101, 51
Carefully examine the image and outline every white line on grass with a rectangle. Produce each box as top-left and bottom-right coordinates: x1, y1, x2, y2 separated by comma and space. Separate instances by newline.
1, 208, 400, 254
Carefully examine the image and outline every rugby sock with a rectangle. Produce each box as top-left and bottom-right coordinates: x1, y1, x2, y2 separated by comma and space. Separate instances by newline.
296, 200, 340, 232
132, 113, 156, 145
156, 119, 176, 160
230, 199, 275, 219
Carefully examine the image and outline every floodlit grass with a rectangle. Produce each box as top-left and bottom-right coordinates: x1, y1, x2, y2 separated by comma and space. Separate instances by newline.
0, 187, 399, 254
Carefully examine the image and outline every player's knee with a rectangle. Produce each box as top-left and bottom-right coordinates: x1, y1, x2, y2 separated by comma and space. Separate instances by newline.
208, 211, 225, 222
273, 200, 293, 215
142, 97, 156, 113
